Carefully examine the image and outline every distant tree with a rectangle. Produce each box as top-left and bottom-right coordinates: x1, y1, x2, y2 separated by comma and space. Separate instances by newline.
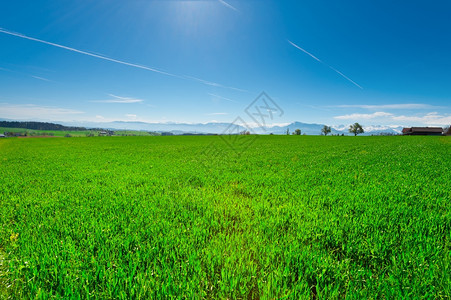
294, 129, 301, 135
286, 128, 290, 135
321, 125, 332, 136
444, 126, 451, 136
349, 123, 364, 136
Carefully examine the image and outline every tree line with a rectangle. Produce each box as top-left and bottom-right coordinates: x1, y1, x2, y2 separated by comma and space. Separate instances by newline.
0, 121, 97, 131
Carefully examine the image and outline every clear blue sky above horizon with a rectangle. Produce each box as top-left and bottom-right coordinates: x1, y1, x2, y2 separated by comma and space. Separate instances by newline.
1, 0, 450, 128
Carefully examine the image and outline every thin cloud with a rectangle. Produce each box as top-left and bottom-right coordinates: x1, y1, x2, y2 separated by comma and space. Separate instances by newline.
186, 75, 247, 92
0, 27, 245, 92
92, 99, 142, 103
334, 111, 451, 126
336, 103, 441, 110
392, 112, 451, 126
31, 75, 51, 82
208, 93, 239, 103
91, 94, 144, 103
288, 40, 363, 89
218, 0, 239, 12
1, 66, 51, 82
334, 112, 393, 120
0, 103, 84, 120
206, 112, 228, 116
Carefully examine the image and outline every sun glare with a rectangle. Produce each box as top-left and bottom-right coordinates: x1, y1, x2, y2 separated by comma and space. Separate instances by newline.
170, 1, 223, 35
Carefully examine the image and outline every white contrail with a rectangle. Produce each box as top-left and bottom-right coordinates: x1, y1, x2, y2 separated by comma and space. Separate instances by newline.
1, 65, 51, 82
328, 65, 363, 90
207, 93, 239, 103
288, 40, 321, 62
0, 27, 244, 91
31, 75, 51, 82
0, 28, 177, 77
218, 0, 239, 12
288, 40, 363, 89
185, 75, 247, 92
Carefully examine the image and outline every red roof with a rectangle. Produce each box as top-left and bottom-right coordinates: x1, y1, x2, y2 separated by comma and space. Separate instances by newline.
402, 127, 411, 133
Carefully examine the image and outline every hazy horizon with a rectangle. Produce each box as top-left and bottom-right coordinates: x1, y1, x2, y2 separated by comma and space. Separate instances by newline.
1, 1, 450, 127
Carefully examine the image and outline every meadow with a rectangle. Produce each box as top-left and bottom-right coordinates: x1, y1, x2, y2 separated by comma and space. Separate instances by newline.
0, 127, 96, 138
0, 127, 154, 137
0, 135, 450, 298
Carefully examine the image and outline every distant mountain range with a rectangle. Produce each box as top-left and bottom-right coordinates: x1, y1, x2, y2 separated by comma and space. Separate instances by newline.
0, 118, 407, 135
58, 120, 405, 136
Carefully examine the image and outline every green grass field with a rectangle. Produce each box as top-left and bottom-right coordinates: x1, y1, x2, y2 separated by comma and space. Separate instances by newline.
0, 135, 450, 298
0, 127, 155, 137
0, 127, 96, 137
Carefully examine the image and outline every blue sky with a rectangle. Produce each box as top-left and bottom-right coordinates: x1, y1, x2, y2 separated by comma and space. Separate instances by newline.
1, 0, 450, 128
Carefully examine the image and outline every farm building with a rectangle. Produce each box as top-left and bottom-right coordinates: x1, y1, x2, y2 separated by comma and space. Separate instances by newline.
3, 132, 24, 137
401, 128, 411, 135
402, 127, 444, 136
99, 130, 114, 136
